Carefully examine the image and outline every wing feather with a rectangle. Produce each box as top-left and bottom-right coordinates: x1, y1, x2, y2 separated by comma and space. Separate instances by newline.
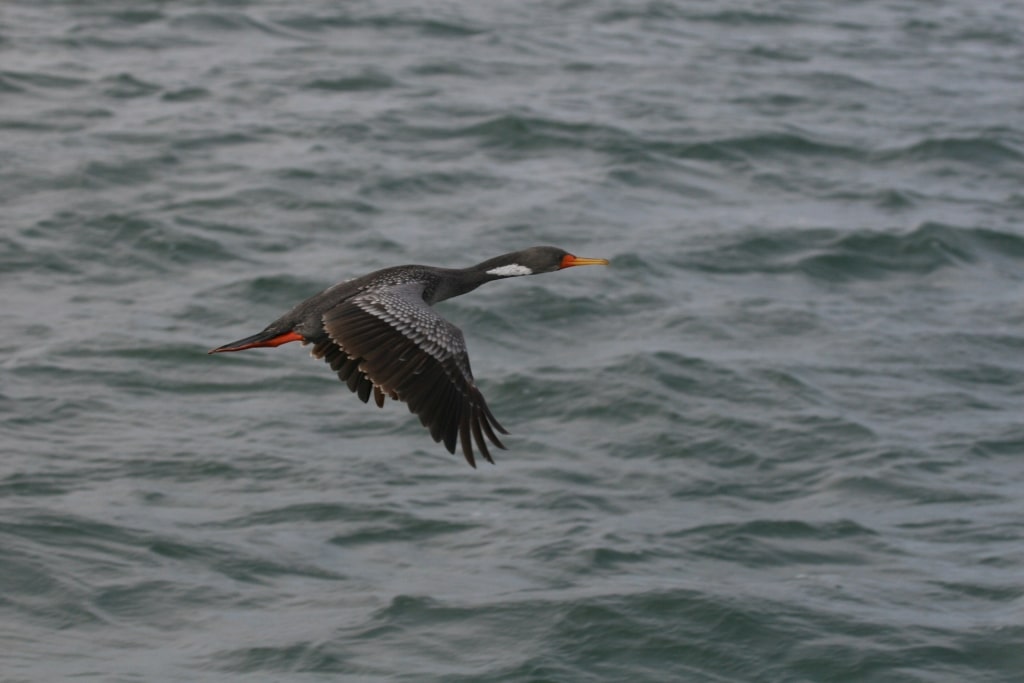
314, 282, 506, 466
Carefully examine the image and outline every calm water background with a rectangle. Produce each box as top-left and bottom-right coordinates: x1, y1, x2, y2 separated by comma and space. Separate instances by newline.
3, 1, 1024, 681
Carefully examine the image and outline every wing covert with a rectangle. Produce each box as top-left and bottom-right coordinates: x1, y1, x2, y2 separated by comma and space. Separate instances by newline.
312, 282, 507, 467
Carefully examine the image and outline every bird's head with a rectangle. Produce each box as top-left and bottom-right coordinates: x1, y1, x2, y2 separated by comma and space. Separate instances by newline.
479, 246, 610, 278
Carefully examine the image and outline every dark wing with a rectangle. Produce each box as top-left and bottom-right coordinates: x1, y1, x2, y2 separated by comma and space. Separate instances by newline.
310, 282, 507, 467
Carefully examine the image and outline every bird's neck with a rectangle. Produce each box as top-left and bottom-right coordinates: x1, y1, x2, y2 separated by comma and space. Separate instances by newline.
427, 267, 495, 304
471, 252, 536, 279
427, 254, 534, 304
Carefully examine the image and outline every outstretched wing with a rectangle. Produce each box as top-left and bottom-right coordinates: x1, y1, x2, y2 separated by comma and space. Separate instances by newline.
310, 282, 507, 467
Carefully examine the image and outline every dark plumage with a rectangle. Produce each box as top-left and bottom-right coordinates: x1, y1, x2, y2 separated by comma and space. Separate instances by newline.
209, 246, 609, 467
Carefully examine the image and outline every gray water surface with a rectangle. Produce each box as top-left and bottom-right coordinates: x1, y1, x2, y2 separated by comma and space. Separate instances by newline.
3, 2, 1024, 681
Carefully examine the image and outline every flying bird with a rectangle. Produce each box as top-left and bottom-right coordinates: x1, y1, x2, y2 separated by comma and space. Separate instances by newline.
209, 246, 609, 467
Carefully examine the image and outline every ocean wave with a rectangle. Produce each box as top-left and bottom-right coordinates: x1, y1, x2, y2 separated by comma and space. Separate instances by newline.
681, 222, 1024, 281
876, 135, 1024, 165
275, 11, 485, 38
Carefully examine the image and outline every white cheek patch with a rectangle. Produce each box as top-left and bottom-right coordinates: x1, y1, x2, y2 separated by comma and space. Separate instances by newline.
486, 263, 533, 277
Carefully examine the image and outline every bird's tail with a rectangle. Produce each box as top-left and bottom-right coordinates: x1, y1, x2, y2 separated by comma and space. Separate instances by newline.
207, 330, 304, 354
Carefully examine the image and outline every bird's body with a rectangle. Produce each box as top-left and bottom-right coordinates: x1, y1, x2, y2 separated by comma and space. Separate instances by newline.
209, 246, 608, 467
